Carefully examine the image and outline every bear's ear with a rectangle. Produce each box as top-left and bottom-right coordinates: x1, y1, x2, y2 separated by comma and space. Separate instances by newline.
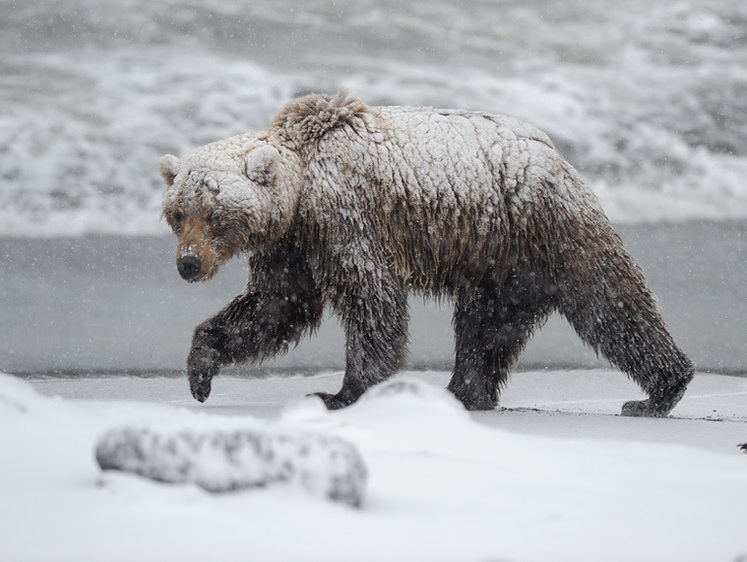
245, 145, 279, 184
159, 154, 180, 187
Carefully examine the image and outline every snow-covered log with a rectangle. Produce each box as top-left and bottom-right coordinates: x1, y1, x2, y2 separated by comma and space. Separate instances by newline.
95, 426, 367, 507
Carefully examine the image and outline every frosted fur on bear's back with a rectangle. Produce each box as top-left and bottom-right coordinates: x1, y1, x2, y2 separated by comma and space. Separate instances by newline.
292, 102, 605, 292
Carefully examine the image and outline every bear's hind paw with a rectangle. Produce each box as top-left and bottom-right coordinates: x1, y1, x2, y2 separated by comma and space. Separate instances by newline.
621, 399, 667, 418
622, 375, 690, 417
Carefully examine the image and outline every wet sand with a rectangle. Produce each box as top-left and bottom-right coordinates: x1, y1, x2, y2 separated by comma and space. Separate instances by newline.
1, 221, 745, 375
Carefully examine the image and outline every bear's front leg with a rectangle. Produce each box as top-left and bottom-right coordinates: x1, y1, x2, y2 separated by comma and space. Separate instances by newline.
188, 286, 324, 402
188, 321, 228, 402
186, 249, 324, 403
317, 262, 409, 410
187, 299, 246, 403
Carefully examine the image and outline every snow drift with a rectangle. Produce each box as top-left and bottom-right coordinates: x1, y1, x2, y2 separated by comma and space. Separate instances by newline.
2, 371, 747, 561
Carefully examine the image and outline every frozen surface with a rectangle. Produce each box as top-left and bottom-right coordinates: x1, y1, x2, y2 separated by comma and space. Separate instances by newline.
2, 370, 746, 562
2, 0, 747, 235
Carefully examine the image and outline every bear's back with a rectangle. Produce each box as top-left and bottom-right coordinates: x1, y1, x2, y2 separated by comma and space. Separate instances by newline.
373, 105, 555, 152
365, 105, 564, 204
295, 97, 593, 292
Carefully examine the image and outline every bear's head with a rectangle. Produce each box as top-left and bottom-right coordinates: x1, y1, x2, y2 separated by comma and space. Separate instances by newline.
159, 137, 301, 282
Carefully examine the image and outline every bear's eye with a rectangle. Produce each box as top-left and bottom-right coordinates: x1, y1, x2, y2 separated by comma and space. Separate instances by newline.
172, 210, 184, 224
206, 210, 221, 225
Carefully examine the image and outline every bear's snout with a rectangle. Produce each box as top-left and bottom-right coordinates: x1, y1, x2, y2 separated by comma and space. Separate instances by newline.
177, 256, 202, 282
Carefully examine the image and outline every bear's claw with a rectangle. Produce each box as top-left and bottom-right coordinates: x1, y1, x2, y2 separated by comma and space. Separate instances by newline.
313, 392, 356, 410
621, 399, 666, 417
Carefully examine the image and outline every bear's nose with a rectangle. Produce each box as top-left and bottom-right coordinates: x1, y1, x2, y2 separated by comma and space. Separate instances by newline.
177, 256, 202, 281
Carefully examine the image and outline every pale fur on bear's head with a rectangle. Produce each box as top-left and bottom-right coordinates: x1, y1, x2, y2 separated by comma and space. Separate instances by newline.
160, 135, 303, 282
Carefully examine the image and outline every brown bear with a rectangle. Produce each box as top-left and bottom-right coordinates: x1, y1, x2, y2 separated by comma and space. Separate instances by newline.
159, 91, 693, 416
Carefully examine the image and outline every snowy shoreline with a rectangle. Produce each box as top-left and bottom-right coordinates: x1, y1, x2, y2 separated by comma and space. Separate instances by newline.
1, 369, 745, 562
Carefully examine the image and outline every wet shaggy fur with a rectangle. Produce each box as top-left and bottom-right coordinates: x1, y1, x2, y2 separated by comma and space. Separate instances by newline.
160, 91, 694, 416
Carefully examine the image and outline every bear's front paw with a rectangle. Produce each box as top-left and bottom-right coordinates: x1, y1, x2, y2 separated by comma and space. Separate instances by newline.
621, 399, 666, 418
190, 372, 212, 403
187, 347, 221, 403
312, 392, 355, 410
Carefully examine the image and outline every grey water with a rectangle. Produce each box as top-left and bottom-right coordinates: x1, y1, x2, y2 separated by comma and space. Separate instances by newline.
1, 0, 747, 234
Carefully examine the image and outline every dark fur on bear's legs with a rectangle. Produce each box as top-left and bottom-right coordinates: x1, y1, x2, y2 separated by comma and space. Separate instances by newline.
447, 268, 555, 411
555, 223, 694, 417
315, 263, 410, 410
187, 246, 324, 402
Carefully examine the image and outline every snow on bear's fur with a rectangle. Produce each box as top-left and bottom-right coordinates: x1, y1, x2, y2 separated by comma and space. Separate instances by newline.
160, 91, 693, 416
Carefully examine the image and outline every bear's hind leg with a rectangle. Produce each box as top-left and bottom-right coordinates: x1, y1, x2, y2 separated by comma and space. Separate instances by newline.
448, 270, 553, 411
556, 229, 694, 417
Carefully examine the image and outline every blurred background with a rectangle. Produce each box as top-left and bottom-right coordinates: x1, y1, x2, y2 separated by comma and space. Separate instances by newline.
0, 0, 745, 376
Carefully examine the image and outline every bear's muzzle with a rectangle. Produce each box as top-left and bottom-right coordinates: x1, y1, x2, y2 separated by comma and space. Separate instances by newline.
177, 256, 203, 282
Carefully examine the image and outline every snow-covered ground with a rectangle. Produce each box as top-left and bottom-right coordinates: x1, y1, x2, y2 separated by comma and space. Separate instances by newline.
2, 369, 745, 562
